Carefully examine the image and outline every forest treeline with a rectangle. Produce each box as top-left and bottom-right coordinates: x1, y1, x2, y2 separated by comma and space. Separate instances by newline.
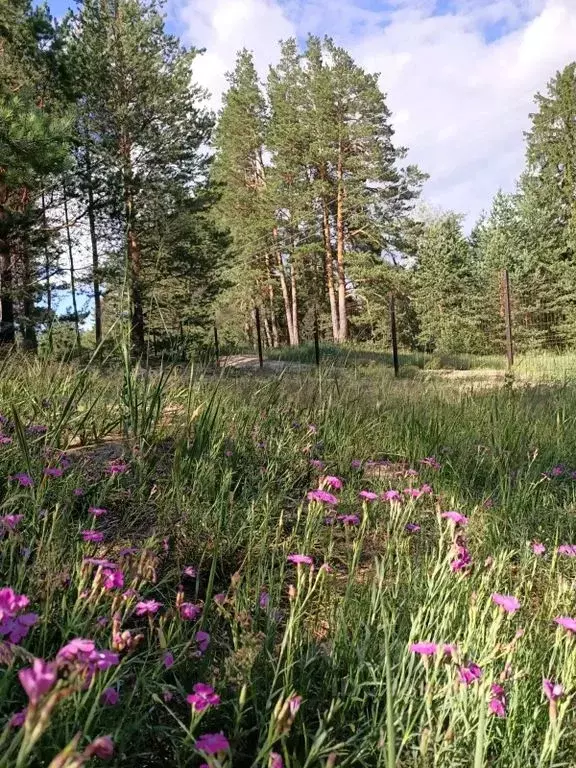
1, 0, 576, 356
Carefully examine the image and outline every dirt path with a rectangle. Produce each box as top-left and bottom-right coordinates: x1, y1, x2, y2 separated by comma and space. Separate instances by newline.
220, 354, 314, 373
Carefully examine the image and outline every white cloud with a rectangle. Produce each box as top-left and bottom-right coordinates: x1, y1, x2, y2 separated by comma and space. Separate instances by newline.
176, 0, 576, 227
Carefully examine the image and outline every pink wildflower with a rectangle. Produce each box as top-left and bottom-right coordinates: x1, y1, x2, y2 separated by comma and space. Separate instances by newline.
259, 591, 270, 609
420, 457, 441, 470
180, 602, 202, 621
81, 530, 104, 543
310, 459, 325, 470
381, 489, 401, 502
288, 694, 302, 716
43, 467, 63, 478
489, 684, 506, 717
557, 544, 576, 556
543, 679, 564, 702
183, 566, 197, 578
213, 593, 226, 606
106, 461, 128, 476
532, 542, 546, 555
9, 709, 26, 727
337, 514, 360, 526
18, 658, 57, 705
103, 570, 124, 590
195, 733, 230, 755
554, 616, 576, 633
89, 507, 108, 517
195, 631, 210, 654
491, 593, 521, 614
322, 475, 343, 490
187, 683, 221, 712
441, 511, 468, 526
1, 514, 23, 531
458, 663, 483, 685
11, 473, 33, 488
405, 523, 421, 533
307, 489, 338, 505
73, 488, 85, 496
100, 687, 119, 707
359, 490, 378, 501
163, 651, 174, 668
287, 554, 313, 566
85, 736, 114, 760
269, 753, 284, 768
410, 642, 455, 657
135, 600, 162, 616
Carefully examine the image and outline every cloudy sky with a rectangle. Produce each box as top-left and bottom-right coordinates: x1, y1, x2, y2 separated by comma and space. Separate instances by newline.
48, 0, 576, 226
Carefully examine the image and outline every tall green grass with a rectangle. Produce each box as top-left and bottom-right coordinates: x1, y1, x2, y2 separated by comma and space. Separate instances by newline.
1, 355, 576, 765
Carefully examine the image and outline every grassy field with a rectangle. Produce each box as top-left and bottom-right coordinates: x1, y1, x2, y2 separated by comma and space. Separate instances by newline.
2, 354, 576, 766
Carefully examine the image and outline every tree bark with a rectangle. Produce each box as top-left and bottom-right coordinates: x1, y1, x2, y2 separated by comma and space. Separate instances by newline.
273, 229, 295, 345
41, 189, 52, 319
63, 182, 81, 349
290, 256, 299, 346
336, 150, 347, 341
265, 253, 279, 347
0, 185, 15, 345
84, 143, 102, 345
322, 201, 339, 341
18, 235, 37, 352
122, 138, 145, 355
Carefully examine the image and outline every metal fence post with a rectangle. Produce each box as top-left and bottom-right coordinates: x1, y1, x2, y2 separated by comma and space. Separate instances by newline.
502, 269, 514, 368
255, 306, 264, 369
390, 293, 399, 377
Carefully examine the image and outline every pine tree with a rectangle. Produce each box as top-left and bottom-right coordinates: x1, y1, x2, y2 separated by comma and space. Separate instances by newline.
66, 0, 212, 354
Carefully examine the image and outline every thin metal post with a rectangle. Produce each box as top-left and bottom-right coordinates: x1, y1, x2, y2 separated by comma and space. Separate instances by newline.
213, 324, 220, 367
502, 269, 514, 368
390, 293, 399, 377
314, 309, 320, 367
255, 306, 264, 369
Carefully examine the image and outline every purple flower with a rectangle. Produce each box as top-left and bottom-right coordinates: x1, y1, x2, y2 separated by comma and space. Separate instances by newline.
180, 602, 202, 621
551, 465, 565, 477
81, 530, 104, 543
187, 683, 221, 712
10, 473, 33, 488
420, 483, 433, 494
100, 687, 119, 707
85, 736, 114, 760
196, 733, 229, 755
359, 490, 378, 501
106, 461, 128, 476
89, 507, 108, 518
310, 459, 325, 470
337, 514, 360, 526
18, 658, 57, 705
557, 544, 576, 556
1, 514, 24, 531
543, 678, 564, 702
405, 523, 421, 533
532, 542, 546, 555
163, 651, 174, 668
0, 435, 12, 445
554, 616, 576, 633
269, 753, 284, 768
450, 542, 472, 572
491, 593, 520, 615
458, 663, 483, 685
0, 612, 38, 643
410, 642, 455, 657
135, 600, 162, 617
259, 591, 270, 609
420, 457, 441, 470
103, 570, 124, 590
307, 489, 338, 505
73, 488, 85, 496
322, 475, 343, 490
43, 467, 63, 478
351, 459, 362, 469
441, 511, 468, 526
27, 424, 47, 435
213, 593, 226, 606
9, 709, 26, 727
381, 489, 401, 502
195, 631, 210, 654
287, 554, 313, 566
183, 566, 197, 578
489, 684, 506, 717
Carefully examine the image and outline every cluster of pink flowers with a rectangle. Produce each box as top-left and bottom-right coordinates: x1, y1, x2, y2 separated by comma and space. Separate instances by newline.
491, 593, 521, 615
410, 642, 456, 657
0, 587, 38, 644
0, 514, 24, 533
57, 637, 119, 676
489, 684, 507, 717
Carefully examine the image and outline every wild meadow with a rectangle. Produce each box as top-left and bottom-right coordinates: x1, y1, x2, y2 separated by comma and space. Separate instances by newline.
2, 354, 576, 767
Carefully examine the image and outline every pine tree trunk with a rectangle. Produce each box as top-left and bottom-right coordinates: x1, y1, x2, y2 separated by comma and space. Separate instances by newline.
336, 152, 347, 342
84, 144, 102, 345
63, 182, 81, 349
263, 316, 272, 348
0, 185, 15, 345
122, 139, 145, 355
265, 254, 279, 347
322, 202, 339, 341
274, 231, 295, 345
41, 189, 52, 320
290, 259, 299, 345
18, 237, 37, 352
